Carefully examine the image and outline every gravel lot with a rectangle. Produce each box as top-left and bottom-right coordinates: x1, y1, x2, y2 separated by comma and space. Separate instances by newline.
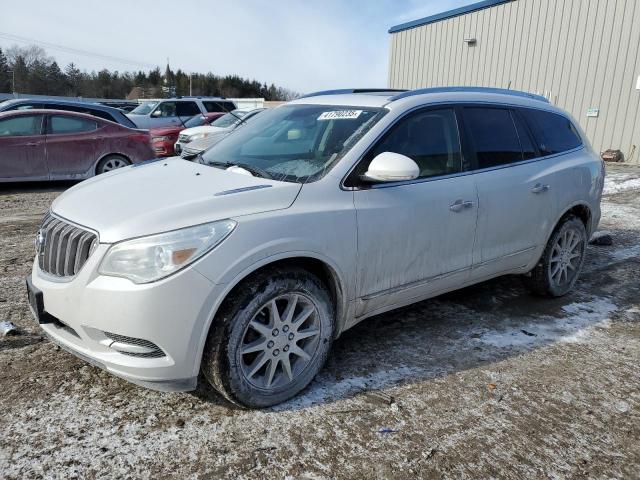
1, 165, 639, 479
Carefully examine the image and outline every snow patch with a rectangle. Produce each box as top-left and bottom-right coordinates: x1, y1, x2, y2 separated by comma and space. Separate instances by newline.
277, 365, 422, 410
477, 298, 616, 348
603, 172, 640, 195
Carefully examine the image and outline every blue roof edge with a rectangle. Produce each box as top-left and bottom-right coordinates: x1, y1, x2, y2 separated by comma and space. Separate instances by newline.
389, 0, 514, 33
390, 87, 550, 103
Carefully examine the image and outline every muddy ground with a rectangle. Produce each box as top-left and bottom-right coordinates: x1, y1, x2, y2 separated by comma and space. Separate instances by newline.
0, 165, 639, 479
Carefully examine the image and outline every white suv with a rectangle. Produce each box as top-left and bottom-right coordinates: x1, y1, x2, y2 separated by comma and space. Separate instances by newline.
27, 87, 604, 407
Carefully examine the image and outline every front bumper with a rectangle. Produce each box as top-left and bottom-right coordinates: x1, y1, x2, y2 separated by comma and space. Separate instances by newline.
28, 245, 222, 392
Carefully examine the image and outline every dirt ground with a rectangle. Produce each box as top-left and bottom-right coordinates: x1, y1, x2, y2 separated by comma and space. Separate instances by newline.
0, 165, 639, 479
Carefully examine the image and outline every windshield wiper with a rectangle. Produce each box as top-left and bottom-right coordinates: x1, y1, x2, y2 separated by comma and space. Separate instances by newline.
208, 161, 273, 180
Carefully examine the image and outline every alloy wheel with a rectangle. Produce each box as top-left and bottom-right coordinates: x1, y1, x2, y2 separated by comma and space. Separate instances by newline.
549, 227, 584, 287
102, 158, 128, 172
239, 293, 321, 390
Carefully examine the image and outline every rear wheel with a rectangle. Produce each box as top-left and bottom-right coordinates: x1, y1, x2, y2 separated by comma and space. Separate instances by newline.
527, 215, 587, 297
96, 155, 130, 175
202, 267, 334, 408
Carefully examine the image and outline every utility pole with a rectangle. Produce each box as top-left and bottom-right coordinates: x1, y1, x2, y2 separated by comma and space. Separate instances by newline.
189, 73, 192, 96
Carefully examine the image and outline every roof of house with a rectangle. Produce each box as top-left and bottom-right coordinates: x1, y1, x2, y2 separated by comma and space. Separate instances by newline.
389, 0, 514, 34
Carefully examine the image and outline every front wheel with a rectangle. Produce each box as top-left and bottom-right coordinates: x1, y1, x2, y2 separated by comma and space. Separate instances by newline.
526, 215, 587, 297
202, 267, 334, 408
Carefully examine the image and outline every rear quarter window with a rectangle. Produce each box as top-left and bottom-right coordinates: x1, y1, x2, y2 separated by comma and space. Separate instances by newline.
519, 108, 582, 156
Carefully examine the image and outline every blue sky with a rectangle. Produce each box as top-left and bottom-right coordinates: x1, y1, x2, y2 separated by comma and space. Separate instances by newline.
0, 0, 475, 93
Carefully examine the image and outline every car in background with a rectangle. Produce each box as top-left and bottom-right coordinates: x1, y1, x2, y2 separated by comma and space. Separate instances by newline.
177, 108, 265, 158
126, 97, 237, 129
0, 109, 154, 182
150, 112, 224, 157
0, 98, 137, 129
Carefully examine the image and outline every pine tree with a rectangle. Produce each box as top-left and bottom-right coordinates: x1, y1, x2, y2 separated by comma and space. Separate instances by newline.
65, 62, 83, 96
0, 48, 11, 93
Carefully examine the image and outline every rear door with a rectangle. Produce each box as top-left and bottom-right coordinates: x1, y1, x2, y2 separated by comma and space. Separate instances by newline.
461, 106, 555, 277
0, 114, 47, 180
45, 114, 98, 178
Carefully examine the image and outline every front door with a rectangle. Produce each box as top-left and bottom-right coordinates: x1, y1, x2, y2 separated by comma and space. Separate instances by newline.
352, 107, 478, 317
0, 114, 47, 180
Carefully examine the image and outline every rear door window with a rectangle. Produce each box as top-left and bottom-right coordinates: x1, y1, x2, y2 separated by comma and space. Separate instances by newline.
49, 115, 98, 134
176, 101, 201, 116
512, 110, 538, 160
0, 115, 43, 136
519, 108, 582, 155
203, 101, 236, 112
463, 107, 523, 168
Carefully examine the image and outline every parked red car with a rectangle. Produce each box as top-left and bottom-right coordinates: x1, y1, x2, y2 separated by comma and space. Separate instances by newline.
149, 112, 224, 157
0, 109, 154, 182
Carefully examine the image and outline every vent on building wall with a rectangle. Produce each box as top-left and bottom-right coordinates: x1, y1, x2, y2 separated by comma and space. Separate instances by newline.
464, 38, 477, 45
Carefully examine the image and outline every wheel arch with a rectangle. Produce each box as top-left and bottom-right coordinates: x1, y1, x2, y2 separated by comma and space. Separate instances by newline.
552, 202, 592, 238
193, 252, 350, 375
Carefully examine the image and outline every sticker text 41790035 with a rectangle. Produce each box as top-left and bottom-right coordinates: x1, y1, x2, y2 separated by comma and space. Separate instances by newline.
317, 110, 363, 121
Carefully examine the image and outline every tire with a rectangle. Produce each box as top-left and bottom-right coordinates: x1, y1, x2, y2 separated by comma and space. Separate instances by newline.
202, 267, 334, 408
96, 155, 131, 175
526, 215, 587, 297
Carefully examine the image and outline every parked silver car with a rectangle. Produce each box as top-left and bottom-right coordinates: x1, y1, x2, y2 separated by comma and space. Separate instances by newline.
177, 108, 266, 159
27, 87, 604, 407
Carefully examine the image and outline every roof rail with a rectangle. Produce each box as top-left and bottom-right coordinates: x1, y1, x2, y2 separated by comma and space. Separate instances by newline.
390, 86, 549, 103
300, 88, 408, 99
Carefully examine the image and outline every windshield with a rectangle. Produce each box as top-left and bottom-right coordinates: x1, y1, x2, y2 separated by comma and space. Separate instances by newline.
184, 114, 208, 128
211, 110, 247, 128
201, 104, 386, 183
130, 101, 158, 115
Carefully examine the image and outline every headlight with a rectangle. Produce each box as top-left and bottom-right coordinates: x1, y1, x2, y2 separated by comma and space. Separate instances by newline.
152, 135, 170, 142
189, 132, 209, 142
98, 220, 236, 283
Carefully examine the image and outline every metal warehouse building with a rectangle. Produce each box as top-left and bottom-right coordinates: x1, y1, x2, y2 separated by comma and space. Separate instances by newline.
388, 0, 640, 163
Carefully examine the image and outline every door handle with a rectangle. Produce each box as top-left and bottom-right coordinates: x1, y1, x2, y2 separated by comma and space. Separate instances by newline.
450, 199, 474, 212
25, 142, 38, 146
531, 183, 550, 194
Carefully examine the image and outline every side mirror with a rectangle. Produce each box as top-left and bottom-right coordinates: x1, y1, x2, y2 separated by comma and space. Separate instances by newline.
151, 109, 162, 118
362, 152, 419, 183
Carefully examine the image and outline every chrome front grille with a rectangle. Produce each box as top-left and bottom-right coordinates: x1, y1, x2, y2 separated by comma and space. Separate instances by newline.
37, 213, 98, 278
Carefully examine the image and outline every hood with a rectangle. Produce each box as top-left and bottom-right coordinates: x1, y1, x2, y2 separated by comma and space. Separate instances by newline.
51, 158, 302, 243
186, 132, 229, 152
181, 125, 229, 137
149, 126, 181, 136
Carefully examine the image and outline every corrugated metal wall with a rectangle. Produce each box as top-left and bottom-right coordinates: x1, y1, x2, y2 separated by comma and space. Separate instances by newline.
388, 0, 640, 163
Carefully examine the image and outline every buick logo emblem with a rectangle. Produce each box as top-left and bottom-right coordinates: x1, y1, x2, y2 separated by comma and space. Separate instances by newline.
35, 230, 46, 255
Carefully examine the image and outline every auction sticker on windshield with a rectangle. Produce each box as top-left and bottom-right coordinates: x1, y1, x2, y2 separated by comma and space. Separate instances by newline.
318, 110, 362, 121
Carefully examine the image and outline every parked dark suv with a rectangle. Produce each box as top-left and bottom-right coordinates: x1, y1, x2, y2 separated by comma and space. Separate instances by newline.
0, 99, 137, 129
